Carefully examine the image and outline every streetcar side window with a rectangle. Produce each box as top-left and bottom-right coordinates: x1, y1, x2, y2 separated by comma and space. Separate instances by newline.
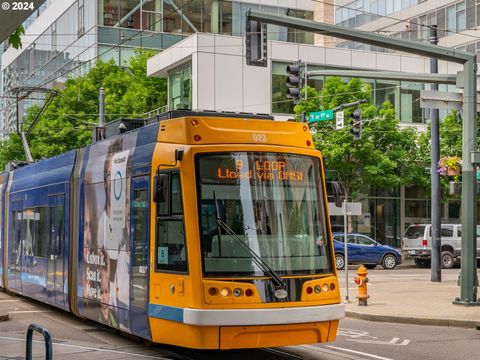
23, 209, 34, 256
35, 208, 48, 258
171, 173, 183, 215
22, 207, 47, 258
155, 173, 169, 216
155, 171, 187, 273
156, 220, 186, 272
132, 188, 148, 308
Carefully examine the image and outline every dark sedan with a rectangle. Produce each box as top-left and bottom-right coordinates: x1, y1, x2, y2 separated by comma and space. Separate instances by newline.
332, 233, 402, 270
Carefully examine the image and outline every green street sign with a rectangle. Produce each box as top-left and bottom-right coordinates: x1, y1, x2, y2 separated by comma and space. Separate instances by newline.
309, 110, 334, 122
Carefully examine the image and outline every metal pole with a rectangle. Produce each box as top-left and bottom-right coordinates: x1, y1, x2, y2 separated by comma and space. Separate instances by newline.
454, 57, 479, 305
304, 62, 308, 101
429, 25, 441, 282
98, 87, 105, 141
19, 132, 33, 162
307, 70, 457, 84
244, 9, 479, 306
16, 92, 19, 134
332, 99, 368, 112
344, 197, 349, 302
246, 11, 472, 63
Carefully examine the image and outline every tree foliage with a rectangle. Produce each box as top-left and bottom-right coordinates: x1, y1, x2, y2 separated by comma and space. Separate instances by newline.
418, 110, 463, 161
295, 77, 426, 199
8, 25, 25, 49
0, 49, 167, 170
417, 110, 478, 197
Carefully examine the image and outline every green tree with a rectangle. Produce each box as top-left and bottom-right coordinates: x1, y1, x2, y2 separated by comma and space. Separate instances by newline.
417, 110, 478, 197
0, 49, 167, 170
295, 77, 425, 199
418, 110, 463, 161
8, 25, 25, 49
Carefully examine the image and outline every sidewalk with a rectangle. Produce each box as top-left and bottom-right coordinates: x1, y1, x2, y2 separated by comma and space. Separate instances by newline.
342, 261, 480, 328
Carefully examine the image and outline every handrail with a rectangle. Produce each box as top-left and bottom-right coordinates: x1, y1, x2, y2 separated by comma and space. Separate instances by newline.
25, 324, 52, 360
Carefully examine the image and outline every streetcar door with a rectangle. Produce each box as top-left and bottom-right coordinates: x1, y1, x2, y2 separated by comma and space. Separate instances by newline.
47, 195, 65, 307
130, 176, 150, 338
9, 201, 23, 292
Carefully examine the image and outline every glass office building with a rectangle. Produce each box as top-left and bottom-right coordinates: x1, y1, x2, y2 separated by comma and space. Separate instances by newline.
2, 0, 314, 132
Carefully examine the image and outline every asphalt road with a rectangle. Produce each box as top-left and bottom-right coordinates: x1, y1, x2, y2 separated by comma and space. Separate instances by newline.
328, 317, 480, 360
1, 264, 479, 359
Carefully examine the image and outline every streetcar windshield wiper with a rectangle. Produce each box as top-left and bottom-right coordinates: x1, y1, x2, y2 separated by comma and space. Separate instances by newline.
212, 192, 286, 289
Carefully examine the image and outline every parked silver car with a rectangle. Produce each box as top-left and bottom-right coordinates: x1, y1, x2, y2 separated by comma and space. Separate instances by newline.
402, 223, 480, 268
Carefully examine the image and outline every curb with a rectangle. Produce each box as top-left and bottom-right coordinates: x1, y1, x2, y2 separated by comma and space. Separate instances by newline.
345, 311, 480, 329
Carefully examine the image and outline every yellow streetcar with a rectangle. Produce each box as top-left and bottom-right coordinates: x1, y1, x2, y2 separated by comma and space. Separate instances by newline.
0, 110, 344, 350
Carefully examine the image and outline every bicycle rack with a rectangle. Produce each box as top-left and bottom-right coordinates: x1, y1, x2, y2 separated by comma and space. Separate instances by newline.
25, 324, 53, 360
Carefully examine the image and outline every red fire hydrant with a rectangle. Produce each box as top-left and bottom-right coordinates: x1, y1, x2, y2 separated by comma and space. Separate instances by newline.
353, 264, 369, 306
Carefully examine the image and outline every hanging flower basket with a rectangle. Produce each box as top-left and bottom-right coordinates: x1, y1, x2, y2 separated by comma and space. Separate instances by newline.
447, 165, 461, 176
438, 156, 462, 177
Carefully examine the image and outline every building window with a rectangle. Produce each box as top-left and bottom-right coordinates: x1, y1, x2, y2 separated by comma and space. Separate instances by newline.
477, 0, 480, 26
386, 0, 394, 14
400, 82, 423, 123
375, 80, 398, 112
394, 0, 401, 12
427, 11, 437, 28
29, 46, 35, 75
285, 9, 314, 44
220, 1, 232, 34
78, 0, 85, 36
169, 62, 192, 110
142, 0, 162, 31
456, 1, 466, 32
418, 15, 427, 41
378, 0, 386, 16
447, 5, 455, 35
51, 23, 57, 54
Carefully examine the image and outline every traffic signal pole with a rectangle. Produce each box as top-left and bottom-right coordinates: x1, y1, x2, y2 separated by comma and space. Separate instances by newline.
455, 57, 479, 305
429, 25, 441, 283
246, 10, 479, 305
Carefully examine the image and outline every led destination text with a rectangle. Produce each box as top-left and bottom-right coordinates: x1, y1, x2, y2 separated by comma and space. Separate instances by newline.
217, 160, 303, 181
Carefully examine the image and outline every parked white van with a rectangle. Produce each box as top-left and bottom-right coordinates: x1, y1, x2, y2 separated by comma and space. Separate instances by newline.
402, 223, 480, 268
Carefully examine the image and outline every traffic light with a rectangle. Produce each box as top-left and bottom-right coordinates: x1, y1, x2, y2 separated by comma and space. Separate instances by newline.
246, 17, 267, 67
350, 108, 362, 140
286, 63, 302, 104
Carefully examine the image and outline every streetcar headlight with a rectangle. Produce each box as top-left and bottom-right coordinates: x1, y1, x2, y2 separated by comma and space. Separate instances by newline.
322, 284, 329, 293
314, 285, 321, 294
220, 288, 231, 297
233, 288, 243, 297
208, 287, 218, 296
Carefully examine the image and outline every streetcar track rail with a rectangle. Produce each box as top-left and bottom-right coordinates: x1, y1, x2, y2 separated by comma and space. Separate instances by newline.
260, 347, 305, 359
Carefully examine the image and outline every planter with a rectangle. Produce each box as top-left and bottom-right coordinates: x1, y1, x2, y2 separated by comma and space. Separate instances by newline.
447, 165, 461, 176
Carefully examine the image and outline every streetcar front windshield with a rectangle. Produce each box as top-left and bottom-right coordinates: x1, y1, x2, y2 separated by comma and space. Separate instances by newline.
197, 152, 333, 277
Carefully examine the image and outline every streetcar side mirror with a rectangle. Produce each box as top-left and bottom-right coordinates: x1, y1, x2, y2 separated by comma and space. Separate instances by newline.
154, 173, 168, 203
332, 181, 343, 208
